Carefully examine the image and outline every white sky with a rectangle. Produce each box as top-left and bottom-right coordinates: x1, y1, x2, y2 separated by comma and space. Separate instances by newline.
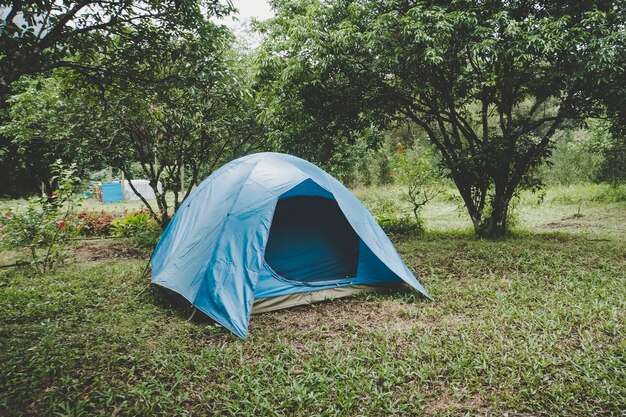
2, 2, 274, 49
230, 0, 274, 21
220, 0, 274, 48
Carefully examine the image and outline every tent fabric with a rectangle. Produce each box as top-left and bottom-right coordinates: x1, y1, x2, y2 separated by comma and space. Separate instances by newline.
251, 283, 408, 314
264, 196, 359, 282
123, 180, 163, 201
100, 180, 163, 203
151, 152, 430, 338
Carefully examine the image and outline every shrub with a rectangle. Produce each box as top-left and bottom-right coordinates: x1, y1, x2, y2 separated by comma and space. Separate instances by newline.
77, 211, 118, 236
357, 156, 374, 186
540, 127, 604, 185
593, 184, 626, 203
111, 210, 154, 237
376, 214, 423, 235
111, 210, 161, 250
130, 226, 162, 250
0, 161, 81, 272
367, 194, 424, 235
376, 154, 394, 185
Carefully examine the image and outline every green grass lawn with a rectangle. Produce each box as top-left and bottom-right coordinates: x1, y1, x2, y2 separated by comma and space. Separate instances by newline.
1, 184, 625, 416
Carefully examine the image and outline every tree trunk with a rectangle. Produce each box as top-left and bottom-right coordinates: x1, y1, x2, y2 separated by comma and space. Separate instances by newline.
159, 211, 171, 230
478, 195, 509, 238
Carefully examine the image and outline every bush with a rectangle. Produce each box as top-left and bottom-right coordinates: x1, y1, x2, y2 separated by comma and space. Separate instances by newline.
376, 214, 423, 235
130, 223, 162, 250
357, 155, 374, 186
366, 194, 424, 235
593, 184, 626, 203
0, 161, 81, 272
111, 210, 161, 250
376, 153, 394, 185
77, 211, 118, 236
540, 128, 604, 185
110, 210, 154, 237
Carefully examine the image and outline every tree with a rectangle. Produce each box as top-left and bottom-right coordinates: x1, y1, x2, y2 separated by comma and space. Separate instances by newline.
589, 119, 626, 185
0, 0, 233, 197
392, 143, 443, 229
258, 0, 625, 237
0, 76, 104, 196
601, 41, 626, 184
4, 21, 267, 228
90, 24, 267, 228
0, 0, 231, 98
97, 58, 265, 228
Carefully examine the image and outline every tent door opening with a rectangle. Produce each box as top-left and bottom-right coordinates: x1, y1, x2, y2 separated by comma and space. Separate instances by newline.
264, 196, 359, 283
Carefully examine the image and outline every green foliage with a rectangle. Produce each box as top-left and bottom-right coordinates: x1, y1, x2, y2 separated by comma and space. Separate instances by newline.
0, 161, 81, 272
0, 1, 235, 198
0, 1, 233, 97
77, 211, 118, 237
540, 127, 605, 185
538, 119, 626, 186
390, 143, 442, 230
130, 228, 163, 251
2, 22, 266, 223
111, 211, 153, 237
259, 0, 626, 237
0, 76, 104, 197
356, 155, 374, 186
376, 153, 394, 185
365, 194, 424, 235
594, 184, 626, 203
588, 120, 626, 184
304, 126, 382, 186
376, 214, 423, 235
111, 210, 161, 250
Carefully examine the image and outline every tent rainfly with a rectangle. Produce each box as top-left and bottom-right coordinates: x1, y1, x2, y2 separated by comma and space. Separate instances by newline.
151, 153, 430, 338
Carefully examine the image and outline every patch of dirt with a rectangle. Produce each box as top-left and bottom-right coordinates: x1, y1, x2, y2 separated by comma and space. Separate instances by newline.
544, 220, 586, 229
73, 239, 147, 261
250, 295, 446, 347
424, 390, 485, 415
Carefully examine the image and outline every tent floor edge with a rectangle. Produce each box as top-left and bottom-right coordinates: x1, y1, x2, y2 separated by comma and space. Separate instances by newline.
251, 283, 410, 314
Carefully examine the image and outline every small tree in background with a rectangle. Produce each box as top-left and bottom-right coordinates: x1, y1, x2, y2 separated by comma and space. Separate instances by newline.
392, 144, 443, 231
590, 120, 626, 185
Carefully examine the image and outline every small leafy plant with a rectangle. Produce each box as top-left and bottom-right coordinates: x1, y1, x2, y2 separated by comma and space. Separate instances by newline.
110, 211, 154, 237
77, 211, 118, 236
111, 210, 161, 250
391, 144, 443, 232
0, 161, 81, 272
369, 196, 423, 235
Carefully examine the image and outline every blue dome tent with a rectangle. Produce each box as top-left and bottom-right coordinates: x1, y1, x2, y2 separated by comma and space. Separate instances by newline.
151, 153, 430, 338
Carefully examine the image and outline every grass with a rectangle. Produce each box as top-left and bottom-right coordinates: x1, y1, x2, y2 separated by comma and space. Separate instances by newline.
354, 182, 626, 239
1, 183, 625, 416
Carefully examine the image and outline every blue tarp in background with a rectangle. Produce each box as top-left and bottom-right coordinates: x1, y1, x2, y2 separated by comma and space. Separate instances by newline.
101, 182, 123, 203
151, 153, 430, 338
